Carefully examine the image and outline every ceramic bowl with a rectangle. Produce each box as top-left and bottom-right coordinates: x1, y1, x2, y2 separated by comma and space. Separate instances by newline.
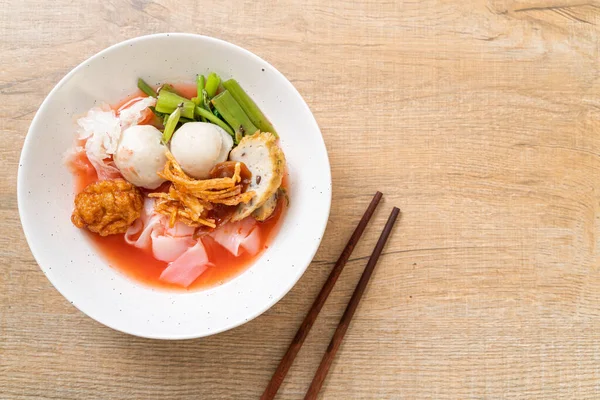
18, 33, 331, 339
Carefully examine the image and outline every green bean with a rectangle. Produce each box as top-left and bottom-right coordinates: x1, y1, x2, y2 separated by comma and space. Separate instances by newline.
222, 79, 276, 136
211, 90, 258, 137
195, 106, 234, 136
137, 78, 157, 97
162, 107, 181, 143
205, 72, 221, 98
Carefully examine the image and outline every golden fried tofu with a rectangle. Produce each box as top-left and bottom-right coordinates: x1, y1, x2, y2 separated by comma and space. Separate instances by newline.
71, 179, 143, 236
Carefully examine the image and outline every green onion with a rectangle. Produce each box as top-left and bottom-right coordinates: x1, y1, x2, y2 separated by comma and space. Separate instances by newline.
205, 72, 221, 98
197, 75, 205, 98
211, 90, 258, 137
195, 106, 234, 136
155, 90, 195, 119
162, 107, 181, 143
137, 78, 157, 97
222, 79, 277, 136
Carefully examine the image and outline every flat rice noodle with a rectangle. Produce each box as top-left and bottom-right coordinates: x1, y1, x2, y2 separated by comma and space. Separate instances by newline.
242, 226, 261, 256
125, 214, 163, 249
125, 197, 197, 263
88, 157, 122, 180
210, 218, 260, 257
165, 222, 196, 238
125, 198, 158, 247
124, 219, 143, 244
151, 231, 195, 262
159, 240, 211, 287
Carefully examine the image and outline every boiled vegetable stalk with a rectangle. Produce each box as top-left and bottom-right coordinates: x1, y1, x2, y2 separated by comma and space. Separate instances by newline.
211, 90, 258, 139
196, 75, 205, 99
162, 107, 181, 143
137, 78, 157, 97
222, 79, 277, 136
195, 107, 234, 136
205, 72, 221, 98
155, 90, 195, 119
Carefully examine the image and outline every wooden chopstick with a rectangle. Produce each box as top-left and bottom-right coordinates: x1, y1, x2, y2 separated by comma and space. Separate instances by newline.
260, 191, 383, 400
304, 207, 400, 400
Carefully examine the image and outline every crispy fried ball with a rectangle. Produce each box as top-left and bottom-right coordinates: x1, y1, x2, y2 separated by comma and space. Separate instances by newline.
71, 179, 143, 236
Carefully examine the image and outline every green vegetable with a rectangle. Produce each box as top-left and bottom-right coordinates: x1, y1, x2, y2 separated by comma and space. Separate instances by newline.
191, 97, 206, 121
180, 101, 196, 120
195, 106, 234, 136
211, 90, 258, 137
205, 72, 221, 98
223, 79, 276, 136
159, 84, 177, 94
162, 107, 181, 143
155, 90, 195, 119
212, 108, 222, 119
148, 106, 165, 118
137, 78, 157, 97
200, 89, 212, 122
197, 75, 205, 99
202, 90, 211, 110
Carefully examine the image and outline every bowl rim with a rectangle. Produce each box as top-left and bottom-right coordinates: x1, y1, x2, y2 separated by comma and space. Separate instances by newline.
17, 32, 332, 339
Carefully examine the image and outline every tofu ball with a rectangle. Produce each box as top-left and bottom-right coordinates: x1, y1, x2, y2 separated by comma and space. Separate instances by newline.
114, 125, 167, 189
170, 122, 233, 179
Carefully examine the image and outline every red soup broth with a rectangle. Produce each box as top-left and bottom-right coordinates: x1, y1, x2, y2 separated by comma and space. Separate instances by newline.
70, 87, 286, 291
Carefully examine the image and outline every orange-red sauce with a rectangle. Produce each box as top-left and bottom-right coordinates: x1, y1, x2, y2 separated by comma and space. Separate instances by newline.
70, 84, 286, 291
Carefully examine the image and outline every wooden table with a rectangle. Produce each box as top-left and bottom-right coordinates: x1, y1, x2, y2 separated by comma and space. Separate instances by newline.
2, 0, 600, 398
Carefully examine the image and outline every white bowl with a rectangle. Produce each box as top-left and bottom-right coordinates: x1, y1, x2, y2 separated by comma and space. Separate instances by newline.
18, 33, 331, 339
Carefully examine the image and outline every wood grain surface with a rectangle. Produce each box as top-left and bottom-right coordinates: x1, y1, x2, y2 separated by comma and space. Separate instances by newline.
2, 0, 600, 399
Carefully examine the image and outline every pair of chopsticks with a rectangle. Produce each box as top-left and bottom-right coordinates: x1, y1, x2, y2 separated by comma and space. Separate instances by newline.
262, 191, 399, 399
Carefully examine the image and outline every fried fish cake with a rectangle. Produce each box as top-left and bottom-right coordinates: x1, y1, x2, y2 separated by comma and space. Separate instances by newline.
71, 179, 143, 236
